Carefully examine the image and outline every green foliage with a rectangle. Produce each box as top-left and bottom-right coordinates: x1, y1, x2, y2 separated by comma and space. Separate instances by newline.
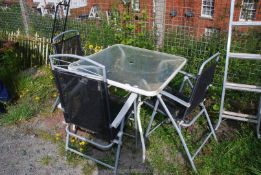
0, 46, 21, 86
0, 102, 34, 125
0, 4, 24, 33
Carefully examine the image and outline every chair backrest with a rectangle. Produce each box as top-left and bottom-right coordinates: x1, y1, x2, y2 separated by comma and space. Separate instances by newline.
184, 52, 220, 116
52, 30, 84, 56
51, 1, 70, 41
50, 54, 118, 142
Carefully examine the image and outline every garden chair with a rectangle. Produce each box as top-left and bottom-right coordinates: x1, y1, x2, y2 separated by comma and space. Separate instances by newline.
144, 52, 220, 172
49, 54, 137, 174
51, 30, 84, 112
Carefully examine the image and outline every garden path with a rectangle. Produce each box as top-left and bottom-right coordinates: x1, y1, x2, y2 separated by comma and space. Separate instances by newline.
0, 116, 86, 175
0, 111, 152, 175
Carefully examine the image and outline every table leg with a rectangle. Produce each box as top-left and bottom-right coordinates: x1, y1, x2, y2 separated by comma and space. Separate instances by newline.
135, 95, 146, 162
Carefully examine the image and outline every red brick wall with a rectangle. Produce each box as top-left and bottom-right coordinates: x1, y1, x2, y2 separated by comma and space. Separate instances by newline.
163, 0, 261, 36
25, 0, 261, 36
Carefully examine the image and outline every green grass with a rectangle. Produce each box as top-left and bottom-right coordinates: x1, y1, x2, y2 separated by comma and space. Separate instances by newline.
144, 110, 261, 175
197, 125, 261, 175
0, 66, 57, 125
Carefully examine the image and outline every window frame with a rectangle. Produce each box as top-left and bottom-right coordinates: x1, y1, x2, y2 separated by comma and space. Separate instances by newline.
132, 0, 140, 12
239, 0, 257, 21
201, 0, 215, 18
204, 27, 220, 37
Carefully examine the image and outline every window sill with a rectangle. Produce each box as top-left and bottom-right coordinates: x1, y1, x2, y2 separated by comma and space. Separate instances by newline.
200, 15, 214, 20
239, 18, 253, 22
133, 9, 140, 13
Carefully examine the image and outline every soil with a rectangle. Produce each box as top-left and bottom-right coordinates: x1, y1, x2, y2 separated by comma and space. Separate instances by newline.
0, 111, 152, 175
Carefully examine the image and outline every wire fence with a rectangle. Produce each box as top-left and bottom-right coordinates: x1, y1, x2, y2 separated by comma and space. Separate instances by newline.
0, 0, 260, 112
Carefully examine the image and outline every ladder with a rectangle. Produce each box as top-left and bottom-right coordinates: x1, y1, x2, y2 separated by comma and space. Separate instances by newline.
216, 0, 261, 138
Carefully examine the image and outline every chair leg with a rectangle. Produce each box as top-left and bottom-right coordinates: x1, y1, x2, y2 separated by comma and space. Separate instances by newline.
51, 96, 60, 112
176, 127, 197, 172
157, 95, 197, 172
65, 126, 70, 151
202, 104, 218, 141
145, 100, 159, 138
134, 99, 138, 148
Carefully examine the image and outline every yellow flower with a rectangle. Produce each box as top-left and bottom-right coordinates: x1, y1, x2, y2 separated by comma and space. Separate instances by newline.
79, 141, 86, 146
55, 133, 61, 137
52, 93, 57, 98
94, 45, 103, 53
70, 137, 76, 143
55, 133, 62, 140
88, 44, 94, 50
35, 96, 40, 101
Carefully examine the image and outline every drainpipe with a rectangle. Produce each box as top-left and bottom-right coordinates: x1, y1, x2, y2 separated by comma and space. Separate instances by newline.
19, 0, 29, 37
153, 0, 166, 50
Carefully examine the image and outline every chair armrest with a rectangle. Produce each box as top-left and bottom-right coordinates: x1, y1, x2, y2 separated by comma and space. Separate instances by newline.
161, 91, 191, 108
110, 93, 138, 128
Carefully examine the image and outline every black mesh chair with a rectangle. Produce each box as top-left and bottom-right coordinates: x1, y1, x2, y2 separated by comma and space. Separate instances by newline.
51, 30, 84, 112
49, 54, 137, 174
144, 52, 220, 172
52, 30, 84, 56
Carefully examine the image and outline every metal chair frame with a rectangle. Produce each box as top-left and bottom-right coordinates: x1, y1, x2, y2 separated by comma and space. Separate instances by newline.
145, 52, 220, 172
50, 54, 138, 174
51, 30, 84, 112
51, 0, 70, 41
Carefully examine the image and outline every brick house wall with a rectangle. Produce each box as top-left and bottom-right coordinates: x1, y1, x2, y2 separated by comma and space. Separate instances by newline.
164, 0, 261, 36
69, 0, 260, 36
25, 0, 261, 36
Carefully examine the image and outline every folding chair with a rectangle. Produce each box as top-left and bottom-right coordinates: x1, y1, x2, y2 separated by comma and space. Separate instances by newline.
145, 52, 220, 172
51, 30, 84, 112
49, 54, 137, 174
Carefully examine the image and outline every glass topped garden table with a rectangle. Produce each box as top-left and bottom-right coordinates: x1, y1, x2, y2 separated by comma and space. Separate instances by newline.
69, 44, 187, 161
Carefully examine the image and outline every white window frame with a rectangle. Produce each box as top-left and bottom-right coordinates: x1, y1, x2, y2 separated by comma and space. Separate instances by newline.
201, 0, 215, 18
239, 0, 257, 21
204, 27, 219, 37
132, 0, 140, 12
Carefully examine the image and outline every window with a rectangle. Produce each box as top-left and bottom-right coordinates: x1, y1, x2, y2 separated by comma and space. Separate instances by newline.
204, 28, 219, 37
70, 0, 87, 9
132, 0, 140, 12
239, 0, 257, 21
201, 0, 215, 18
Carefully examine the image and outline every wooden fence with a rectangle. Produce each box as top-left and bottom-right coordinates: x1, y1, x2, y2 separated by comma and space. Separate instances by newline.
4, 30, 51, 67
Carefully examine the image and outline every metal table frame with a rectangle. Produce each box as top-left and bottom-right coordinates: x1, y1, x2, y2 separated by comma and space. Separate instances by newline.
87, 45, 188, 162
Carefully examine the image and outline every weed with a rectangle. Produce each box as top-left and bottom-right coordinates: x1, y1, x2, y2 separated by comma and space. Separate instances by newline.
39, 155, 52, 166
82, 162, 97, 175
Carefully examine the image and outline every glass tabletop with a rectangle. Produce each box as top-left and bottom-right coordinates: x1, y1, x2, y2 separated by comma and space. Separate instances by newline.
70, 44, 187, 96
